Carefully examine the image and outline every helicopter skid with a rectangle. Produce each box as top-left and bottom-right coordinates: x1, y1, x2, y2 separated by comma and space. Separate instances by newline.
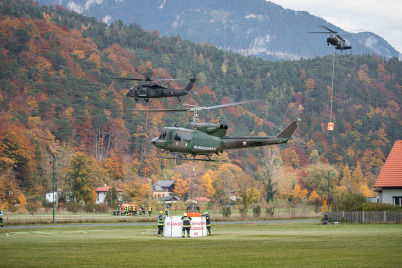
157, 153, 215, 162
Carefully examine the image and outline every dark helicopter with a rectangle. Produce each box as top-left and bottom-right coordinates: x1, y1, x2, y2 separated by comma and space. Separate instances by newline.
310, 25, 352, 50
116, 75, 196, 102
132, 101, 300, 161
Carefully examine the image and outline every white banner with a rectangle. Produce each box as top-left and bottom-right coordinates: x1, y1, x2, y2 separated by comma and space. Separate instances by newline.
164, 216, 207, 237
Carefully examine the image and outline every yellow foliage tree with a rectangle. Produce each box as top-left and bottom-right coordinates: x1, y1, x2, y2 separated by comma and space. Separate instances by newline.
360, 184, 374, 197
309, 190, 321, 202
173, 178, 188, 198
200, 173, 215, 198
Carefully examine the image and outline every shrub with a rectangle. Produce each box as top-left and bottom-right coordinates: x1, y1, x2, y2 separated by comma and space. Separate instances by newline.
26, 201, 41, 216
221, 206, 231, 218
265, 207, 275, 216
84, 203, 97, 213
253, 205, 261, 217
332, 192, 402, 211
239, 207, 248, 217
68, 202, 81, 214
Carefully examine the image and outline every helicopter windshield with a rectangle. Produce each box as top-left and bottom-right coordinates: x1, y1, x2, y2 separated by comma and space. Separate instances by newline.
158, 131, 167, 140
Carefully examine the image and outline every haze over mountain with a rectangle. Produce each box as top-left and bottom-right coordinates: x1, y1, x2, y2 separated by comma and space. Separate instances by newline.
36, 0, 400, 60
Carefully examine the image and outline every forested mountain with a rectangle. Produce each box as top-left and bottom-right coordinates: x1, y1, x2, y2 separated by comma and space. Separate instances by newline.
36, 0, 400, 60
0, 0, 401, 210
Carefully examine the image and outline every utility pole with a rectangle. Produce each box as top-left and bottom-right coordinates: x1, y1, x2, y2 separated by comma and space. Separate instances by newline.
52, 158, 61, 224
327, 170, 335, 212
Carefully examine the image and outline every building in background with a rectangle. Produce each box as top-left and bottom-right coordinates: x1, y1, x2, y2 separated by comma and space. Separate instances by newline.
374, 140, 402, 205
95, 185, 123, 204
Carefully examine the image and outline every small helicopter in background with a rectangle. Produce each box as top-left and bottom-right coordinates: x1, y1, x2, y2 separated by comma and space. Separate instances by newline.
310, 25, 352, 51
132, 101, 301, 161
116, 75, 196, 102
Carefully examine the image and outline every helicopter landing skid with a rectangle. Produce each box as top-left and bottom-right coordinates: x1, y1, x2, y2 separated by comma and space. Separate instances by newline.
157, 153, 215, 162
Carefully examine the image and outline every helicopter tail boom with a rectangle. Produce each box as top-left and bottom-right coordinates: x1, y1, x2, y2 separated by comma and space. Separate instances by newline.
183, 77, 196, 92
221, 118, 300, 150
276, 118, 301, 138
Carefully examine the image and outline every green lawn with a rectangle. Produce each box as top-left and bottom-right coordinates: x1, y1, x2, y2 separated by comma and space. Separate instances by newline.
1, 222, 401, 267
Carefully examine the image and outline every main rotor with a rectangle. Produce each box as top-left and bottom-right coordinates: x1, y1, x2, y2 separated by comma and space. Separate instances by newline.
129, 100, 260, 123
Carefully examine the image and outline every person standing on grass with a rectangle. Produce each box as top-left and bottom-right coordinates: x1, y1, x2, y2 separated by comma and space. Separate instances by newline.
157, 211, 164, 237
181, 213, 192, 238
148, 205, 152, 216
141, 205, 145, 216
0, 208, 5, 227
203, 212, 212, 236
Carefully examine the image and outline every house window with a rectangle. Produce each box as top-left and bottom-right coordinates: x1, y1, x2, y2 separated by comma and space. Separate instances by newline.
393, 196, 402, 206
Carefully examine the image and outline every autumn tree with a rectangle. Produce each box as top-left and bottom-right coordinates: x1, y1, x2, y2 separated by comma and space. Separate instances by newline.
173, 178, 189, 199
199, 172, 215, 198
351, 162, 364, 193
121, 178, 152, 203
0, 126, 35, 182
67, 152, 95, 204
303, 163, 338, 199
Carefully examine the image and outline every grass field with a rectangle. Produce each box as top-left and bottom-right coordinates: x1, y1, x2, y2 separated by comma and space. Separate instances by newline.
1, 222, 401, 267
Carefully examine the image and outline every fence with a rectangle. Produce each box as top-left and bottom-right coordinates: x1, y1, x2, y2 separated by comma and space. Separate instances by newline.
328, 211, 402, 223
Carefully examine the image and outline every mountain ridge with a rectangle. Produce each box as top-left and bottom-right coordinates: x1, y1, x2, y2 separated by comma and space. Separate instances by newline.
36, 0, 400, 60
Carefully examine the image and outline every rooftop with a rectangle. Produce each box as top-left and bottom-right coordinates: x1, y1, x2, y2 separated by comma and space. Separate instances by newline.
374, 140, 402, 188
95, 186, 123, 192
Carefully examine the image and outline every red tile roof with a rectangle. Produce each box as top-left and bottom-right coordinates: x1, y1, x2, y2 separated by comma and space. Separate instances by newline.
95, 186, 123, 192
193, 197, 210, 202
374, 140, 402, 188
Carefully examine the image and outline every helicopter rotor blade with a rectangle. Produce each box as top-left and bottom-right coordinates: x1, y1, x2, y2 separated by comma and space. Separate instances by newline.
189, 100, 260, 111
126, 108, 189, 112
153, 78, 188, 82
114, 77, 147, 81
319, 25, 338, 33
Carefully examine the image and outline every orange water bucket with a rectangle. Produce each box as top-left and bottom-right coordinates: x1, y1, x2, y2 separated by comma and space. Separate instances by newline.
327, 122, 334, 131
186, 212, 201, 217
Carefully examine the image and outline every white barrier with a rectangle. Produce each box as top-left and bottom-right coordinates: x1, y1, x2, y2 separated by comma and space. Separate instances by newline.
164, 216, 207, 237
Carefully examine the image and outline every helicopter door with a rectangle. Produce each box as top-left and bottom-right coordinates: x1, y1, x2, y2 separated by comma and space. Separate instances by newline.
172, 131, 187, 152
138, 88, 147, 97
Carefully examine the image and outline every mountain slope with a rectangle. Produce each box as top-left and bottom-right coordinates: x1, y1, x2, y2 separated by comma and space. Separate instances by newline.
36, 0, 400, 60
0, 0, 401, 199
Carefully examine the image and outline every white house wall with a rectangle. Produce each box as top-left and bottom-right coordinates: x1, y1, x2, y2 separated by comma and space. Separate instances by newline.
381, 188, 402, 204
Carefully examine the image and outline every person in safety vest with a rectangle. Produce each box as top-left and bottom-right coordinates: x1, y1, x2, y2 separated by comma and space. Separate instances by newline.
133, 206, 137, 216
148, 206, 152, 216
203, 212, 212, 236
157, 211, 164, 237
181, 213, 192, 238
0, 208, 5, 227
164, 208, 168, 216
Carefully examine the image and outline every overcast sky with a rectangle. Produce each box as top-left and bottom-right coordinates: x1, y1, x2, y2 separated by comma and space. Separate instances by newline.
269, 0, 402, 54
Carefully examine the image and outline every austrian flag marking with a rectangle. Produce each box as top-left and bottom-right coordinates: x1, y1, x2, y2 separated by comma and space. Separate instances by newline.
243, 141, 247, 146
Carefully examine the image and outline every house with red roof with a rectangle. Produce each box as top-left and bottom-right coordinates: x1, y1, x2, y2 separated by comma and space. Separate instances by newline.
95, 185, 123, 204
374, 140, 402, 205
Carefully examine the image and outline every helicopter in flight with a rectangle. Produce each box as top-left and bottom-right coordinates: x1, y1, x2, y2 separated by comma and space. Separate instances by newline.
132, 101, 300, 161
310, 25, 352, 51
116, 75, 196, 102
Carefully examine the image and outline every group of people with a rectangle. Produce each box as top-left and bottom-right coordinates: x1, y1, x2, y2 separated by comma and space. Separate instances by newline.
157, 211, 212, 237
114, 205, 153, 216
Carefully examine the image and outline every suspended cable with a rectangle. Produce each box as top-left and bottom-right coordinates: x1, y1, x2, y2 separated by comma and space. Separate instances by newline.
328, 49, 335, 131
142, 103, 149, 206
330, 49, 335, 122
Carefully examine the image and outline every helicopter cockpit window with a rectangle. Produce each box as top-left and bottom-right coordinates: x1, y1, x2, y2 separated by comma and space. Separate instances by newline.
167, 132, 172, 141
159, 132, 167, 140
138, 88, 147, 95
183, 133, 191, 142
174, 132, 182, 141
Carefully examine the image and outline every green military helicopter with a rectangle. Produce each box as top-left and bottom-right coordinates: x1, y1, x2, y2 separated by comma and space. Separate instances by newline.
133, 101, 301, 161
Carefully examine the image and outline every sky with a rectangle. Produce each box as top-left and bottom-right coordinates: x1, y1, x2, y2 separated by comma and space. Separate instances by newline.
269, 0, 402, 53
